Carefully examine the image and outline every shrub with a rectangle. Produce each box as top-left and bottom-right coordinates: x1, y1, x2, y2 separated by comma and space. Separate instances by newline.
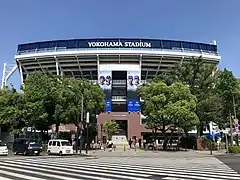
228, 146, 240, 153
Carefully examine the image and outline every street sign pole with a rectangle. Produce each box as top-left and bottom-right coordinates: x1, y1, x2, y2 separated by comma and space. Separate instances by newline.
225, 131, 229, 153
86, 112, 89, 154
210, 140, 213, 155
230, 113, 234, 146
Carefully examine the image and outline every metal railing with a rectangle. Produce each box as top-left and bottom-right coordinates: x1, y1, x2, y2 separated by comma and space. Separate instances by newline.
112, 80, 126, 84
112, 96, 126, 100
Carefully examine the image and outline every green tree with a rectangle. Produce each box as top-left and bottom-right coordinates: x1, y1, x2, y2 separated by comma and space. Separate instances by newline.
22, 72, 105, 137
22, 72, 65, 133
102, 120, 120, 140
166, 57, 222, 136
62, 77, 105, 128
0, 87, 26, 135
139, 81, 199, 146
215, 69, 238, 127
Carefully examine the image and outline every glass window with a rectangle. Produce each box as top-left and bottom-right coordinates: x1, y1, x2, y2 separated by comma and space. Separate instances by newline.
66, 40, 78, 49
29, 142, 41, 147
18, 43, 38, 51
61, 141, 71, 146
57, 142, 61, 146
0, 141, 6, 146
170, 41, 181, 49
52, 141, 57, 146
161, 40, 171, 49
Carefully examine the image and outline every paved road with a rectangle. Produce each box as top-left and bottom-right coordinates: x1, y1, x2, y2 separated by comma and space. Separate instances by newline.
0, 156, 239, 180
217, 155, 240, 174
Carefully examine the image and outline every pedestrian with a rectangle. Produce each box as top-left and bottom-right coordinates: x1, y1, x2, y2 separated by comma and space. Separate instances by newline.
143, 139, 146, 149
128, 138, 132, 149
108, 139, 113, 152
138, 138, 142, 149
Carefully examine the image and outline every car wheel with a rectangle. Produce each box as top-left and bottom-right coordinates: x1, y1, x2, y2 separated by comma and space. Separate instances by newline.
47, 150, 51, 155
59, 151, 63, 156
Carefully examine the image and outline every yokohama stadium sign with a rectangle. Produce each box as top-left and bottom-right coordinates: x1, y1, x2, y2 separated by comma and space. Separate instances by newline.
88, 41, 151, 48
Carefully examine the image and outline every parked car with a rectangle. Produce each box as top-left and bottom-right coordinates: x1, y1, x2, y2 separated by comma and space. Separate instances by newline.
47, 139, 73, 156
12, 138, 42, 156
0, 140, 8, 156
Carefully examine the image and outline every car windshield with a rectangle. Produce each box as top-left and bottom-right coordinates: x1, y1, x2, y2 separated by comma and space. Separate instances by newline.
29, 142, 41, 147
0, 142, 6, 146
61, 141, 71, 146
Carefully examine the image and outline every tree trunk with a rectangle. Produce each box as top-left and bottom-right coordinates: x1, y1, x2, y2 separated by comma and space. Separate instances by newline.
162, 127, 168, 151
55, 123, 60, 138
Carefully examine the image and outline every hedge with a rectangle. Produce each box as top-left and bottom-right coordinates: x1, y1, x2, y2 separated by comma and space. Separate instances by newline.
228, 146, 240, 153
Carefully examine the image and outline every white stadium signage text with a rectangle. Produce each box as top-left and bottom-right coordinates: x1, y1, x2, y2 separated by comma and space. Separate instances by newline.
88, 41, 151, 48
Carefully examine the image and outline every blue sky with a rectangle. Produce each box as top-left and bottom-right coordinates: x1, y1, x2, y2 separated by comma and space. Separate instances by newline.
0, 0, 239, 89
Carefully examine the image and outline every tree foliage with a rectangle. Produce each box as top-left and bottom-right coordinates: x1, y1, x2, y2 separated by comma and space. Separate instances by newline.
102, 120, 120, 140
152, 58, 240, 136
139, 81, 199, 136
0, 71, 106, 136
0, 88, 26, 135
167, 57, 224, 135
215, 69, 238, 127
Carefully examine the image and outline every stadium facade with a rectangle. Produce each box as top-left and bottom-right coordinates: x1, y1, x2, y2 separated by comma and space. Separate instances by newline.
2, 38, 221, 143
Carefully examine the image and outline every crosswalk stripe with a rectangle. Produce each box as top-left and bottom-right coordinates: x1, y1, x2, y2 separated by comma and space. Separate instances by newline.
0, 176, 14, 180
16, 158, 240, 178
0, 163, 82, 180
10, 157, 240, 180
0, 169, 48, 180
2, 161, 150, 180
6, 159, 153, 178
0, 156, 239, 180
21, 157, 239, 177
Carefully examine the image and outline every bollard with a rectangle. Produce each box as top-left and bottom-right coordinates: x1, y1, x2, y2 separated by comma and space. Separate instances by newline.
124, 145, 126, 152
135, 145, 136, 151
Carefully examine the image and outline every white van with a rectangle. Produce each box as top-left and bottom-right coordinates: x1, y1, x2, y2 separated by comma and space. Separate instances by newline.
0, 140, 8, 156
47, 139, 73, 156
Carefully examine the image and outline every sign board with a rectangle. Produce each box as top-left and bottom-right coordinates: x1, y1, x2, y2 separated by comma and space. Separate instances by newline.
86, 112, 90, 123
222, 129, 229, 134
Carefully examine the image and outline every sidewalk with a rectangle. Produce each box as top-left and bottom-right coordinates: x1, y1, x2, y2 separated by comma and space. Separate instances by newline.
80, 148, 227, 158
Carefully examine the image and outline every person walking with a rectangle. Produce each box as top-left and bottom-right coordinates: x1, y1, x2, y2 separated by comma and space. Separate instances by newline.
128, 138, 132, 149
143, 139, 146, 149
138, 138, 142, 149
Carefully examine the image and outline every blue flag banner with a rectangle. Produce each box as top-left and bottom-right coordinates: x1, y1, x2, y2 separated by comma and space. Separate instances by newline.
105, 99, 112, 112
127, 99, 141, 112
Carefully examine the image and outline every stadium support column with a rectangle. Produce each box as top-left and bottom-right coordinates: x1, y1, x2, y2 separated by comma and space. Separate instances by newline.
18, 62, 24, 85
156, 56, 163, 76
180, 56, 185, 64
1, 63, 7, 89
97, 54, 100, 79
55, 56, 60, 75
54, 56, 63, 76
139, 54, 142, 72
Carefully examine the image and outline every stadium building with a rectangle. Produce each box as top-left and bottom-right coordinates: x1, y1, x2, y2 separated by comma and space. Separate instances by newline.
1, 38, 220, 144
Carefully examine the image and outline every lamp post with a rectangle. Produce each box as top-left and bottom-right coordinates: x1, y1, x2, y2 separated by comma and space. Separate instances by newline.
85, 112, 90, 154
79, 93, 84, 154
100, 123, 103, 144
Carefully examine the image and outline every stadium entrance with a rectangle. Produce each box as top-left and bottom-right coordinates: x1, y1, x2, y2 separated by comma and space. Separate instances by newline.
112, 120, 128, 144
